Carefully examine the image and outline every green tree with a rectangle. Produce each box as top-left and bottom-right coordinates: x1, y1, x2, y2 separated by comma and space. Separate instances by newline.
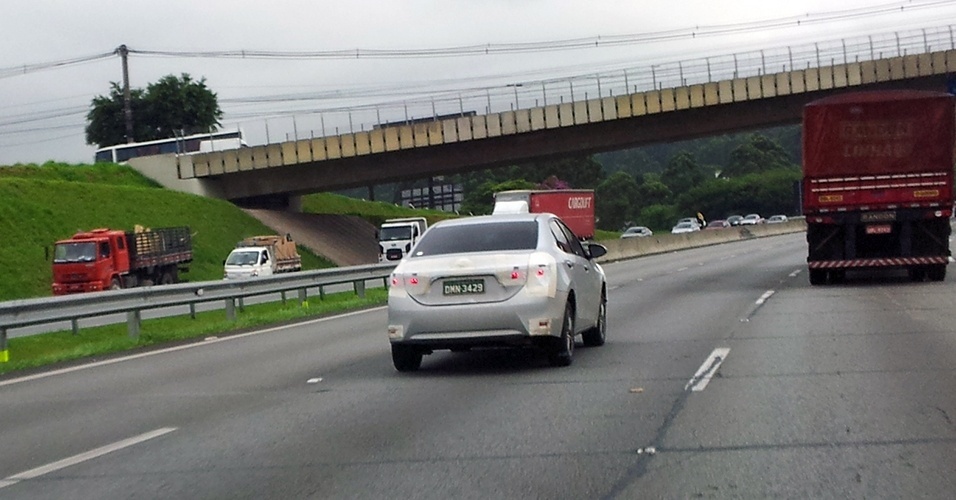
636, 174, 672, 209
661, 152, 712, 195
721, 134, 796, 178
595, 171, 640, 230
519, 156, 605, 189
86, 73, 223, 148
638, 204, 679, 232
677, 168, 801, 218
84, 83, 150, 149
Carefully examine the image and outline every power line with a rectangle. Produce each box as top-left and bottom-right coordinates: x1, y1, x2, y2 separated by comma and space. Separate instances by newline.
124, 0, 955, 60
1, 0, 949, 79
0, 52, 114, 80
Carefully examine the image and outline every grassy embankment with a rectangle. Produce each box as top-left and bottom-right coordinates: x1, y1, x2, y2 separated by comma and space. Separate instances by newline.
0, 162, 401, 374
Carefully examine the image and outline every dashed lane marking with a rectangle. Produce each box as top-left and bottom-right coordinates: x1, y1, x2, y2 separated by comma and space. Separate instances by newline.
755, 290, 775, 305
0, 427, 177, 490
685, 348, 731, 392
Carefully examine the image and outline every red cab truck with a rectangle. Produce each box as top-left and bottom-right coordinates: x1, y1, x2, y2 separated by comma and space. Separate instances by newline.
803, 90, 954, 285
52, 226, 193, 295
493, 190, 595, 239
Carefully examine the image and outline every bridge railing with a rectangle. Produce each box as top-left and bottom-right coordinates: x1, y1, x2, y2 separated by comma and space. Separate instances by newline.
234, 25, 956, 145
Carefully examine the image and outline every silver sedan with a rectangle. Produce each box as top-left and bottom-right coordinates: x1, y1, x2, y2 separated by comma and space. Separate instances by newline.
386, 213, 608, 371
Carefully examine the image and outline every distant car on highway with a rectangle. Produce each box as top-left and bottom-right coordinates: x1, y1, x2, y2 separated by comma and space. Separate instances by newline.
386, 213, 608, 371
767, 214, 789, 224
740, 213, 763, 225
677, 217, 702, 228
726, 215, 744, 226
671, 222, 701, 234
621, 226, 653, 239
705, 219, 730, 230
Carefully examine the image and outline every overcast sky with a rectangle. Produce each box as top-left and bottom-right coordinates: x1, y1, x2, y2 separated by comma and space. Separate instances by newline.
2, 0, 955, 165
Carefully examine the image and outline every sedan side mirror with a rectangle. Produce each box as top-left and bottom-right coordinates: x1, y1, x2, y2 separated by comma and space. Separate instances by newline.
587, 243, 608, 260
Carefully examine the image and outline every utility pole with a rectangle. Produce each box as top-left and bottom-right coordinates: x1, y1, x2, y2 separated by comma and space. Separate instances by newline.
116, 45, 134, 143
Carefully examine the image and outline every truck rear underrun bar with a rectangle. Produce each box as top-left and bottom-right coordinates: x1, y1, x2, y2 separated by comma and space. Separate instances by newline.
808, 256, 949, 269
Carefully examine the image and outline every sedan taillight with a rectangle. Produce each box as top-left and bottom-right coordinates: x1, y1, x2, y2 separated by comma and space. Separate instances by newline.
524, 252, 557, 297
389, 272, 429, 296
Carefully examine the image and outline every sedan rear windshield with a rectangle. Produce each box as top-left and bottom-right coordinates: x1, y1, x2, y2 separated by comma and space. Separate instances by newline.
411, 221, 538, 257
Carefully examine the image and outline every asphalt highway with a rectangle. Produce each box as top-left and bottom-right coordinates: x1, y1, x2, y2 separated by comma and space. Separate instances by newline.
0, 232, 954, 498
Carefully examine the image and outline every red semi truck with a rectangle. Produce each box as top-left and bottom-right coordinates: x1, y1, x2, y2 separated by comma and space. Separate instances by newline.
52, 226, 193, 295
803, 90, 955, 285
493, 189, 595, 239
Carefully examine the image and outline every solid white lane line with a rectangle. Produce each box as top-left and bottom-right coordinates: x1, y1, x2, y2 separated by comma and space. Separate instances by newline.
755, 290, 775, 305
685, 348, 731, 392
0, 307, 386, 388
0, 427, 177, 490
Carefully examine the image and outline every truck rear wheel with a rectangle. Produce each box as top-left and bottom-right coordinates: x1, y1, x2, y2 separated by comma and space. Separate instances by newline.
808, 269, 827, 286
908, 267, 926, 282
928, 265, 947, 282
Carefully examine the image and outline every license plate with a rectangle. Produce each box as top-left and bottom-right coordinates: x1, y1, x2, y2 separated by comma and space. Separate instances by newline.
443, 279, 484, 295
866, 224, 892, 235
860, 211, 896, 222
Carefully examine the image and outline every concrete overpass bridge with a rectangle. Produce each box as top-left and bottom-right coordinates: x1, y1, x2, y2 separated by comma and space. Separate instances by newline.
133, 26, 956, 208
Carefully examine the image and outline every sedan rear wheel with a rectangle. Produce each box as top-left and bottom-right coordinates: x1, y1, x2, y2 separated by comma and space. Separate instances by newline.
582, 292, 606, 347
391, 345, 423, 372
548, 302, 574, 367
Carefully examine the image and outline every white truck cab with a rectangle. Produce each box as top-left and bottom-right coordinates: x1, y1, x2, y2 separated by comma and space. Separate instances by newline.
378, 217, 427, 262
223, 246, 275, 279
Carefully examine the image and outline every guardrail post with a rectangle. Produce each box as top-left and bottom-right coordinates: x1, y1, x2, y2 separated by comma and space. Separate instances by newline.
319, 286, 326, 300
298, 288, 307, 305
238, 297, 245, 313
189, 303, 196, 320
127, 310, 141, 339
354, 280, 366, 298
225, 298, 236, 321
281, 291, 287, 304
71, 318, 79, 336
1, 327, 8, 363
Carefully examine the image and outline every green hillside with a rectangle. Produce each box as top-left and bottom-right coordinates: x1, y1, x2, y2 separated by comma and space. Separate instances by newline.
0, 163, 335, 301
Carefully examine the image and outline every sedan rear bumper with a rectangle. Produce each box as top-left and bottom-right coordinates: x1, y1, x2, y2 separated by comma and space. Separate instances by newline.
388, 290, 569, 349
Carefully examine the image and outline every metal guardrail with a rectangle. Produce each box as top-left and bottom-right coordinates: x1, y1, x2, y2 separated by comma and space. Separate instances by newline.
0, 263, 397, 358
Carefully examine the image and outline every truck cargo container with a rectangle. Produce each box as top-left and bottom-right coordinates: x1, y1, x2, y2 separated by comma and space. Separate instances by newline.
52, 226, 192, 294
802, 90, 954, 284
493, 190, 595, 239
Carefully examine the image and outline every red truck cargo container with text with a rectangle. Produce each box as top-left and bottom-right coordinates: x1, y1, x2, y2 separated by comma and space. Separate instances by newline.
802, 90, 954, 284
493, 190, 595, 239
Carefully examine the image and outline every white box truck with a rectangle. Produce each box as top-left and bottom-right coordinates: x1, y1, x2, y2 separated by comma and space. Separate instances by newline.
378, 217, 427, 262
